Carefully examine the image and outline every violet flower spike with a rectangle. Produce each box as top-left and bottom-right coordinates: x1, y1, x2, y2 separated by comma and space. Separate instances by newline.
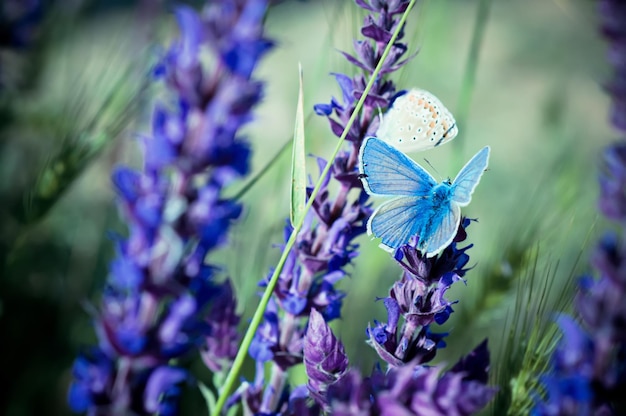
326, 341, 496, 415
534, 1, 626, 414
67, 1, 273, 414
367, 221, 472, 368
238, 0, 414, 413
305, 308, 490, 415
304, 308, 349, 408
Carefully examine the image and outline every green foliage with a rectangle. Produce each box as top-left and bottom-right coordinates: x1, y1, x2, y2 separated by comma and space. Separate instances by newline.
9, 32, 148, 224
0, 5, 155, 416
487, 245, 582, 416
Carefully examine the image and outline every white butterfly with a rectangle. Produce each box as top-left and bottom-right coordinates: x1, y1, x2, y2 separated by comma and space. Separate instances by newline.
376, 89, 458, 153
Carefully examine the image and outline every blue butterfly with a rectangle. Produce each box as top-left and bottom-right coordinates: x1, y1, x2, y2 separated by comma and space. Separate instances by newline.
358, 137, 490, 257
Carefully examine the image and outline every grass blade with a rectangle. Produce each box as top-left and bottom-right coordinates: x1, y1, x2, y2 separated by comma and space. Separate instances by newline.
454, 0, 493, 168
290, 63, 306, 228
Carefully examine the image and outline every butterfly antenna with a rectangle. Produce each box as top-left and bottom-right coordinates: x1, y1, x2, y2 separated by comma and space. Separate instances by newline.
423, 158, 443, 181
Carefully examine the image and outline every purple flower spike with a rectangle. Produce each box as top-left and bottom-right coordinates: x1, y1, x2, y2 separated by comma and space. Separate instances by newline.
69, 0, 273, 413
326, 361, 496, 415
379, 364, 496, 416
326, 370, 376, 415
304, 308, 349, 407
598, 0, 626, 132
201, 280, 241, 373
535, 3, 626, 411
367, 221, 472, 367
237, 1, 445, 413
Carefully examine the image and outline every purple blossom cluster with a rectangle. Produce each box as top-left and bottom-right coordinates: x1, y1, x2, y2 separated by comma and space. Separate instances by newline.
367, 221, 473, 367
304, 306, 496, 415
228, 0, 497, 414
301, 220, 496, 415
67, 0, 272, 414
533, 0, 626, 414
232, 0, 414, 413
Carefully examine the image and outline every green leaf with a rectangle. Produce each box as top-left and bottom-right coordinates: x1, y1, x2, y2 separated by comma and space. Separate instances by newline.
198, 380, 216, 416
290, 62, 307, 228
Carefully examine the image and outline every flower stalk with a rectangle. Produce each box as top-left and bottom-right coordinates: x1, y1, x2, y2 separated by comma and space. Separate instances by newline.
211, 2, 419, 414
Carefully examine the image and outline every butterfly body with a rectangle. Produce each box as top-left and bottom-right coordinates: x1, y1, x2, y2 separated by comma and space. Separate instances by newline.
359, 137, 489, 257
376, 89, 459, 153
431, 182, 453, 205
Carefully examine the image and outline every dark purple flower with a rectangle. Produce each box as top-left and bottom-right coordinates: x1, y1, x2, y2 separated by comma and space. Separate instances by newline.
449, 339, 491, 384
599, 143, 626, 221
304, 309, 349, 407
249, 298, 302, 368
69, 0, 273, 413
201, 280, 241, 373
367, 221, 472, 367
598, 0, 626, 132
326, 355, 495, 415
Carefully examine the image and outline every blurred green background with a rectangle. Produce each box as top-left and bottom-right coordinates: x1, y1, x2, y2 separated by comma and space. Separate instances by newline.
0, 0, 615, 414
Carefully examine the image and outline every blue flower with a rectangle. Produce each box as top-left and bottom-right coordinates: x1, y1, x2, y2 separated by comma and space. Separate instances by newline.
69, 0, 273, 413
534, 3, 626, 413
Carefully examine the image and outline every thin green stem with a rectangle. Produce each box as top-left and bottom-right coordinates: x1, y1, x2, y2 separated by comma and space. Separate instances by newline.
454, 0, 492, 169
232, 138, 291, 201
233, 113, 313, 202
210, 1, 418, 414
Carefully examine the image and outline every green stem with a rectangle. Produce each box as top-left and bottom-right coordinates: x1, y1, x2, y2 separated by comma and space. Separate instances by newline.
233, 113, 313, 202
210, 1, 418, 414
454, 0, 492, 169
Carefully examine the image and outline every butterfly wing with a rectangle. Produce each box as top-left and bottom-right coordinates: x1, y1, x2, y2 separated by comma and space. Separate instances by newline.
376, 89, 459, 153
359, 137, 437, 197
418, 202, 461, 257
368, 196, 431, 252
451, 146, 490, 206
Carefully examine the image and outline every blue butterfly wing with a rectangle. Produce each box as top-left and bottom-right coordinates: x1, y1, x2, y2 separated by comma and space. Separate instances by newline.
359, 137, 437, 197
418, 203, 461, 257
368, 196, 431, 252
451, 146, 490, 206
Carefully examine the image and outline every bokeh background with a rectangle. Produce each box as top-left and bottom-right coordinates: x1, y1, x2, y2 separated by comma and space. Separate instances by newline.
0, 0, 615, 414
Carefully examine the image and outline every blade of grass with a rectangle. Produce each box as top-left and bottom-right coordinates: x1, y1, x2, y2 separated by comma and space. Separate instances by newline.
454, 0, 492, 169
198, 380, 217, 416
290, 63, 306, 228
210, 1, 418, 414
